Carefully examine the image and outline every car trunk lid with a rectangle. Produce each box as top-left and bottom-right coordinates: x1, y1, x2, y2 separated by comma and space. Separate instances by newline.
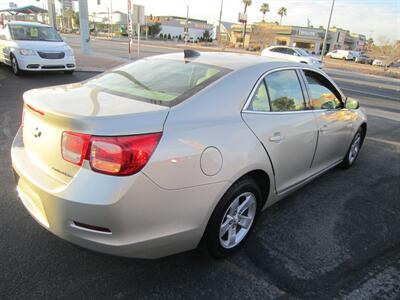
22, 83, 169, 183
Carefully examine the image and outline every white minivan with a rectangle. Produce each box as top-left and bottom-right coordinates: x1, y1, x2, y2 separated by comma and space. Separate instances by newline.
0, 21, 75, 75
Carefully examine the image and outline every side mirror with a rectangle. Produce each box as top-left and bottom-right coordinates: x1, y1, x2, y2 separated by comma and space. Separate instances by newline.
345, 97, 359, 109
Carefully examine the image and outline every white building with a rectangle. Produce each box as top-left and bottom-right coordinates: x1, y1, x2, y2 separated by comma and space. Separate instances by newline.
147, 16, 213, 40
90, 11, 127, 26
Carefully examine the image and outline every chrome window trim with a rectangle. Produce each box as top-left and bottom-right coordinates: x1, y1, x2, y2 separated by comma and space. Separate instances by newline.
242, 66, 345, 114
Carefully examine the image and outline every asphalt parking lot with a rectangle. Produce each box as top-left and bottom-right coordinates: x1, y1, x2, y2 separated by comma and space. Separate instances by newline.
0, 66, 399, 299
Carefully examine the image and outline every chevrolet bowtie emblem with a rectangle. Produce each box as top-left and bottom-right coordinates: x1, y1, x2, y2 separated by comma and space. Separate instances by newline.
34, 127, 42, 138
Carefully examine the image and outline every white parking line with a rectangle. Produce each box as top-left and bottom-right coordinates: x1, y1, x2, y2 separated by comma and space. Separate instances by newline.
366, 137, 400, 147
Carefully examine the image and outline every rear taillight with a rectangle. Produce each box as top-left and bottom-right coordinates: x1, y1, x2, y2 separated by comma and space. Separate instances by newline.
61, 131, 161, 176
61, 132, 91, 166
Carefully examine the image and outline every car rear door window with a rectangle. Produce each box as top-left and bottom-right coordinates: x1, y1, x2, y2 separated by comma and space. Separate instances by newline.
248, 80, 270, 112
303, 70, 342, 109
265, 70, 306, 112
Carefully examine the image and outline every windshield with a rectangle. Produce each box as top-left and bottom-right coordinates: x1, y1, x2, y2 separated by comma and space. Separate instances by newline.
85, 58, 230, 107
9, 25, 62, 42
296, 48, 310, 57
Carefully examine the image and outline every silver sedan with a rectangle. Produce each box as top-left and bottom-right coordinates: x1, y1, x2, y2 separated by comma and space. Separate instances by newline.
11, 51, 367, 258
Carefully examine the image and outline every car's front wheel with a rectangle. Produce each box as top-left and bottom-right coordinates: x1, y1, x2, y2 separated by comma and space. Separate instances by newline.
205, 176, 262, 258
341, 127, 364, 169
11, 54, 21, 76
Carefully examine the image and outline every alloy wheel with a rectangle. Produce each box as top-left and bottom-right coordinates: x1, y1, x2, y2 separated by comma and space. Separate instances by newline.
349, 132, 361, 164
219, 192, 257, 249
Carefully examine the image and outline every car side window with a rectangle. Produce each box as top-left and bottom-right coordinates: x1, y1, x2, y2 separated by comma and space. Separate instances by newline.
270, 47, 281, 53
303, 70, 342, 110
286, 48, 296, 56
265, 70, 306, 112
248, 80, 270, 112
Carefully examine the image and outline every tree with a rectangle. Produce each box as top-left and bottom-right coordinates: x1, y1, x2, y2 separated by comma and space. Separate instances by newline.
167, 33, 171, 40
278, 7, 287, 25
148, 22, 161, 37
242, 0, 252, 14
159, 33, 164, 39
203, 29, 211, 41
178, 34, 182, 40
260, 3, 269, 22
241, 0, 252, 47
369, 37, 400, 70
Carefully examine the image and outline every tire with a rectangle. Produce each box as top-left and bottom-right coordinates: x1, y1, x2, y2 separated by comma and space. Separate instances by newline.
205, 176, 262, 258
340, 127, 364, 169
11, 54, 21, 76
64, 70, 75, 74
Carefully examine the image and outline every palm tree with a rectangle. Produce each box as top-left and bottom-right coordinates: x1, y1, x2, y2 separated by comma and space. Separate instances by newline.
278, 7, 287, 25
260, 3, 269, 22
241, 0, 252, 47
242, 0, 252, 14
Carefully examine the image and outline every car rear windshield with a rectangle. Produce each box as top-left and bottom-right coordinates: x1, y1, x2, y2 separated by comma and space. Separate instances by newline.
85, 58, 231, 107
9, 24, 62, 42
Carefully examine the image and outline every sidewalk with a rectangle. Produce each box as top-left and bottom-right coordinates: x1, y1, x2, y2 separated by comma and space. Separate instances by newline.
74, 49, 129, 72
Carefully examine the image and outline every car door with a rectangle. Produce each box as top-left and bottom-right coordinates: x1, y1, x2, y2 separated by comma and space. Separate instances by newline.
242, 69, 319, 194
273, 47, 290, 59
0, 26, 6, 63
300, 69, 353, 171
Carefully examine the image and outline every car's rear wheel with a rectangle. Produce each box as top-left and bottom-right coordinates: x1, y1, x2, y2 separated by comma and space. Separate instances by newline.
341, 127, 364, 169
205, 176, 262, 258
11, 54, 21, 76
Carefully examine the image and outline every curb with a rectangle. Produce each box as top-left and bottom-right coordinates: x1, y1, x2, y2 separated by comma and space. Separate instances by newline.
75, 67, 105, 73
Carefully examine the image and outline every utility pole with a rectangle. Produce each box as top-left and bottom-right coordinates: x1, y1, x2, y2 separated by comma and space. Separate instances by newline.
185, 4, 189, 44
79, 0, 91, 54
47, 0, 56, 28
217, 0, 223, 45
242, 6, 248, 48
110, 0, 113, 38
321, 0, 335, 61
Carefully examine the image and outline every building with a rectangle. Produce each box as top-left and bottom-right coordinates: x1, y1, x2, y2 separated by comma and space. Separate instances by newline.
230, 22, 367, 54
89, 11, 127, 26
61, 0, 73, 11
147, 15, 214, 40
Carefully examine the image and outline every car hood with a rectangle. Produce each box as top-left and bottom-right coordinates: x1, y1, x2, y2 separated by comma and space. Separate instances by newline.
15, 40, 68, 51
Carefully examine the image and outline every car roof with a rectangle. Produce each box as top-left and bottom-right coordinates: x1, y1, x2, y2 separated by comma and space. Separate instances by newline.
148, 51, 300, 71
7, 21, 49, 27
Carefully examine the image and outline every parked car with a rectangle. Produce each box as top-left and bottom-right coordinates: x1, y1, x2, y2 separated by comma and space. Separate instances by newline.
326, 49, 355, 61
372, 58, 390, 67
11, 51, 367, 258
261, 46, 324, 69
0, 21, 75, 75
355, 54, 373, 64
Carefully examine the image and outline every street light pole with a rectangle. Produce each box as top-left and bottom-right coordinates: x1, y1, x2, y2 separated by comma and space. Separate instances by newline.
320, 0, 335, 61
47, 0, 56, 28
217, 0, 224, 45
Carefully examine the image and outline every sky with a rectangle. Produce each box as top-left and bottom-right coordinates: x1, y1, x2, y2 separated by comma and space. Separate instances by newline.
1, 0, 399, 42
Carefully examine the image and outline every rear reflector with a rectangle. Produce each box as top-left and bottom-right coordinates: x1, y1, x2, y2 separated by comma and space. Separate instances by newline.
61, 131, 162, 176
73, 221, 111, 233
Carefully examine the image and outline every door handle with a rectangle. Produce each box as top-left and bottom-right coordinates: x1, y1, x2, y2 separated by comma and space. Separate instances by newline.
269, 133, 284, 143
320, 124, 329, 132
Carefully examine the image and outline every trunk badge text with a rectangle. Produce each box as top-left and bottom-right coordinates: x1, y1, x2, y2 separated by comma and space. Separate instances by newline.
33, 127, 42, 138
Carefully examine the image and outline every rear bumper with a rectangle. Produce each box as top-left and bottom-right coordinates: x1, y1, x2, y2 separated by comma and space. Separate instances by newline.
11, 127, 226, 258
16, 53, 76, 71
